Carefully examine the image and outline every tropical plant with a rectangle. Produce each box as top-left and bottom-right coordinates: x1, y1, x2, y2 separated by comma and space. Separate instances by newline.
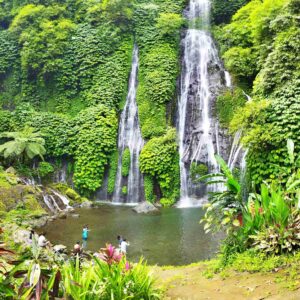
62, 258, 102, 300
200, 155, 243, 233
0, 126, 46, 162
93, 256, 160, 300
0, 228, 16, 298
97, 243, 123, 265
8, 237, 61, 299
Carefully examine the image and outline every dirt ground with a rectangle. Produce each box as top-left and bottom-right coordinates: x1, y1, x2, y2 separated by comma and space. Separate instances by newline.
153, 264, 300, 300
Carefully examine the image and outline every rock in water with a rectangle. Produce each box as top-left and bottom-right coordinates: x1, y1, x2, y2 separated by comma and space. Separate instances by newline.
53, 244, 67, 253
81, 200, 94, 208
133, 202, 159, 214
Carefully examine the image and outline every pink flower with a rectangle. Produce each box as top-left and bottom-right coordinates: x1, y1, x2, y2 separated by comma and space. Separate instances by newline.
98, 244, 123, 265
125, 261, 130, 272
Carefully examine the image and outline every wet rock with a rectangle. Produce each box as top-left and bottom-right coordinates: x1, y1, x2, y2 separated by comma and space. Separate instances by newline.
70, 213, 80, 218
58, 212, 67, 219
133, 202, 159, 214
81, 200, 94, 208
53, 244, 67, 253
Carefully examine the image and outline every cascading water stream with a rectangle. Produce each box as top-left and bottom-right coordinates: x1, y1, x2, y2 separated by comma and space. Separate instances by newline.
177, 0, 225, 207
113, 45, 144, 204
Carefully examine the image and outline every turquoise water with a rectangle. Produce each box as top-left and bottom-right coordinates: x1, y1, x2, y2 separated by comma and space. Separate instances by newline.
42, 205, 221, 265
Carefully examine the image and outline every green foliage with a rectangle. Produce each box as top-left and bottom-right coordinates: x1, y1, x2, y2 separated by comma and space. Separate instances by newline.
160, 197, 174, 207
134, 0, 182, 139
144, 175, 155, 203
71, 105, 118, 195
230, 85, 300, 184
37, 161, 54, 178
107, 151, 119, 195
87, 0, 134, 29
137, 43, 178, 138
122, 185, 127, 195
10, 4, 75, 78
0, 110, 12, 133
200, 155, 243, 234
0, 30, 18, 76
223, 47, 257, 80
211, 0, 250, 24
0, 236, 161, 300
0, 126, 46, 161
140, 128, 180, 203
156, 12, 184, 37
216, 88, 247, 127
190, 162, 208, 183
121, 148, 131, 177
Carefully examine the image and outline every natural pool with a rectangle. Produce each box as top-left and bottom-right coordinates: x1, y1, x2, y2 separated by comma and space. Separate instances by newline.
42, 205, 221, 266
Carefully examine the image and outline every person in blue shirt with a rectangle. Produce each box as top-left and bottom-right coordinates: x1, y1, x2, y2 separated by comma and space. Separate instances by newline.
82, 225, 89, 249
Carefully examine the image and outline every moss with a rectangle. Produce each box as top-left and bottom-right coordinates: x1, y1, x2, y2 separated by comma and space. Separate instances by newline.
65, 188, 80, 201
0, 200, 6, 212
23, 195, 44, 211
0, 172, 14, 188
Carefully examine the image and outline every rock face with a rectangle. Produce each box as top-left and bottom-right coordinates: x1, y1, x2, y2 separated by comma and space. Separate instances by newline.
132, 202, 159, 214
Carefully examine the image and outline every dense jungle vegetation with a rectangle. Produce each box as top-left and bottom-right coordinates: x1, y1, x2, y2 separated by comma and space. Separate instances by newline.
0, 0, 300, 298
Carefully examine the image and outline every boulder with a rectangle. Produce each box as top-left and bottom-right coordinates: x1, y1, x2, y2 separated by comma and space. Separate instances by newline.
65, 188, 80, 201
53, 244, 67, 253
58, 212, 67, 219
70, 213, 80, 218
5, 167, 17, 174
81, 200, 93, 208
132, 202, 159, 214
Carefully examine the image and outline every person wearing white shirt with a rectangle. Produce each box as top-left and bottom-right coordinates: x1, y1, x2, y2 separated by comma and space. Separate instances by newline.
38, 233, 50, 248
120, 239, 130, 254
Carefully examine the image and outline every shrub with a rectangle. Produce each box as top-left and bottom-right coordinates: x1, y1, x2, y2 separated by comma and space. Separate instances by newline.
140, 128, 180, 203
37, 161, 54, 178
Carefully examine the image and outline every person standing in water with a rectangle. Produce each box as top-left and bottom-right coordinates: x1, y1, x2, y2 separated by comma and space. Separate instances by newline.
120, 238, 130, 255
82, 225, 89, 249
117, 235, 123, 247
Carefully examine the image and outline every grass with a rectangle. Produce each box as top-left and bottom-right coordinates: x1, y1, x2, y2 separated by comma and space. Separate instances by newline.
202, 250, 300, 291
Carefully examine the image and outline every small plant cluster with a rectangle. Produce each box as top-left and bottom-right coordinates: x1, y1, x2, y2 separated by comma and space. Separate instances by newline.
0, 231, 160, 300
201, 139, 300, 259
140, 129, 180, 206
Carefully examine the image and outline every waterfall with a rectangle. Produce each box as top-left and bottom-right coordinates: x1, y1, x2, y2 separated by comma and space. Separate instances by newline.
113, 45, 144, 204
51, 189, 71, 208
228, 130, 243, 171
177, 0, 226, 207
224, 71, 232, 88
42, 194, 61, 212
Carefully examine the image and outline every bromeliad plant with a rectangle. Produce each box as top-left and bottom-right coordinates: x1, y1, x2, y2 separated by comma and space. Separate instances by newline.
200, 155, 244, 234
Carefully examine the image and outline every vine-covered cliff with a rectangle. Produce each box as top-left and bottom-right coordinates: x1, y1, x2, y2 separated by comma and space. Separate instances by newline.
0, 0, 299, 204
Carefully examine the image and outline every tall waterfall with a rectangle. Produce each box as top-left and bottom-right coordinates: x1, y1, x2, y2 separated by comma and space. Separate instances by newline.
113, 45, 144, 204
177, 0, 228, 207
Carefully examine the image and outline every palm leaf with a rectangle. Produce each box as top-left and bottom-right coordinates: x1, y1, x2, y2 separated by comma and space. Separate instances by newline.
215, 155, 233, 179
